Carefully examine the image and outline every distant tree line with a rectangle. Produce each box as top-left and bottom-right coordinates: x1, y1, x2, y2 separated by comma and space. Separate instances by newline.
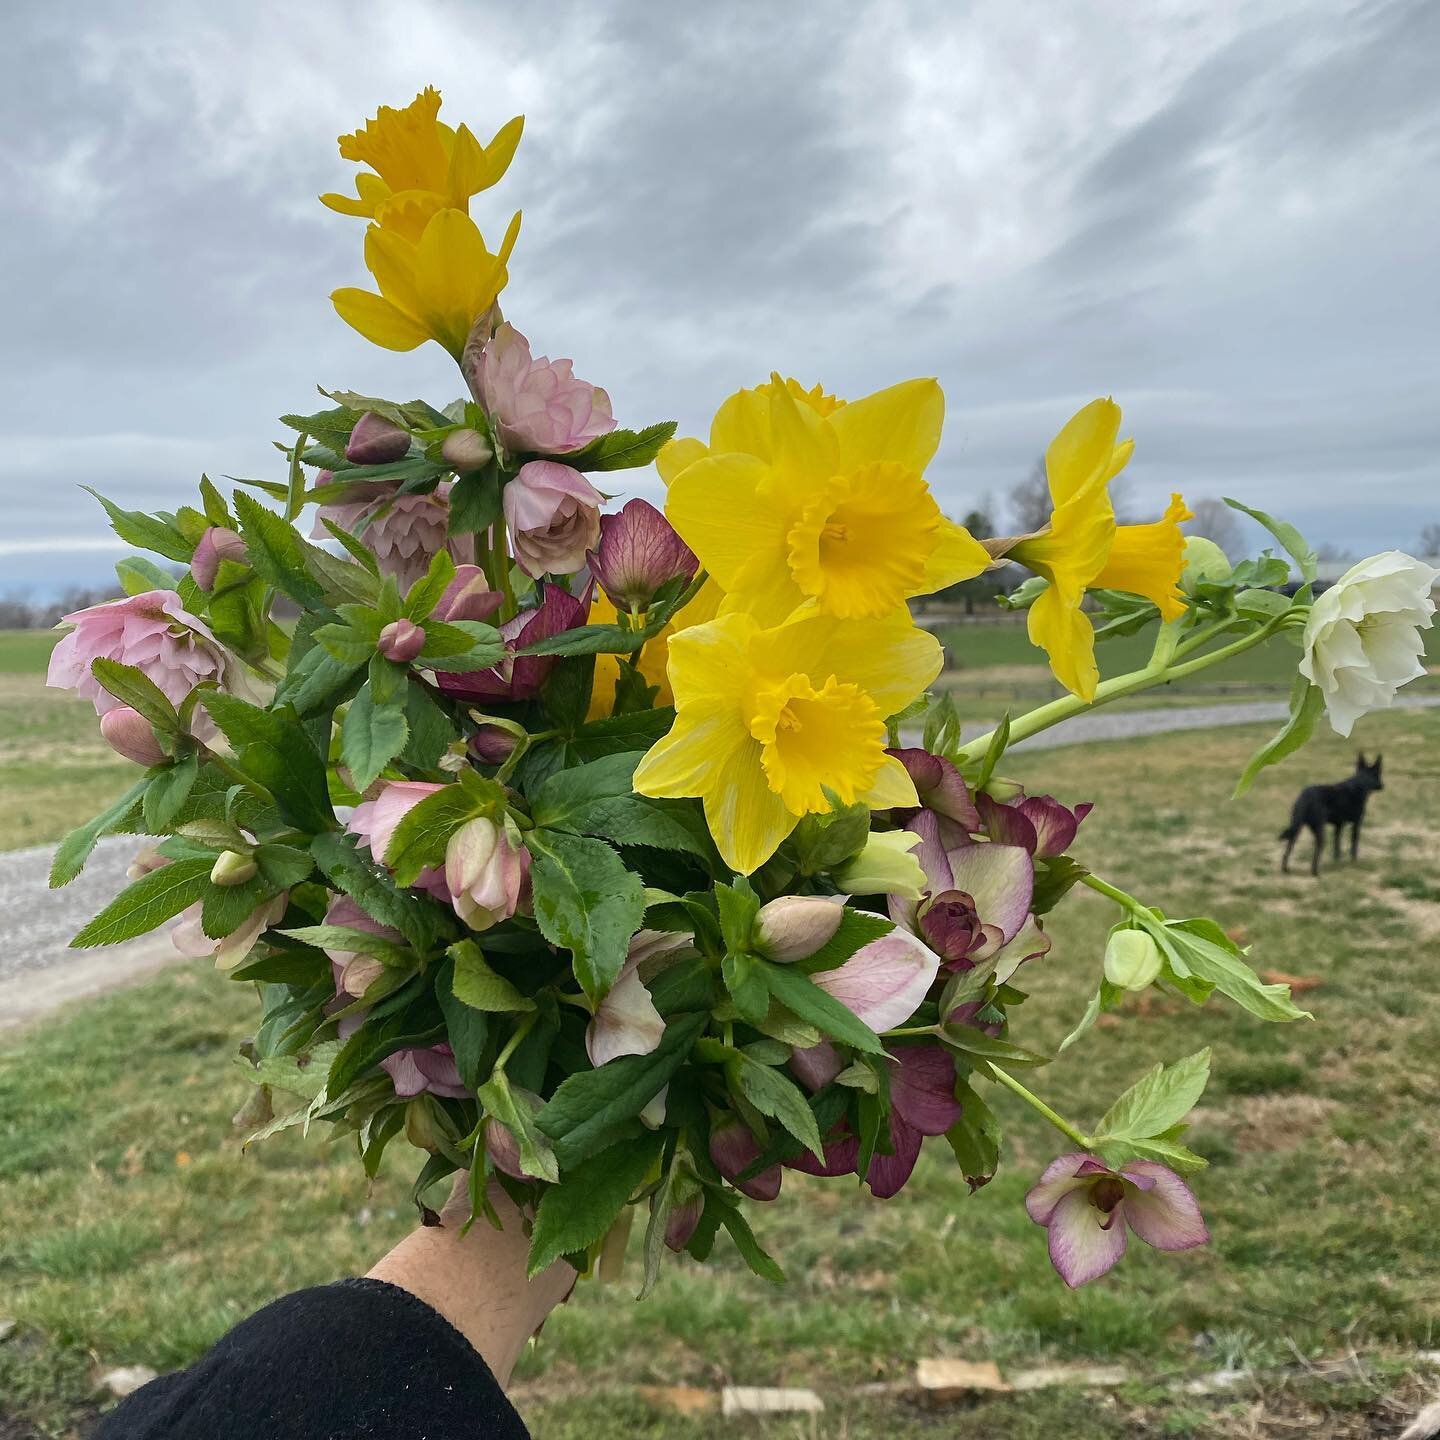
0, 585, 123, 630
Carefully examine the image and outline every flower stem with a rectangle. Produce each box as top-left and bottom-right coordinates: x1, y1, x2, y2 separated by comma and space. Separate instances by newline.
990, 1066, 1091, 1149
496, 1011, 538, 1069
205, 751, 273, 803
1078, 873, 1143, 910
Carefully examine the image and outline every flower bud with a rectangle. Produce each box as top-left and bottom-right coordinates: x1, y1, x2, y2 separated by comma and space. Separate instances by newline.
753, 895, 845, 963
665, 1190, 703, 1253
469, 724, 519, 764
503, 461, 603, 578
588, 498, 698, 610
126, 845, 168, 881
378, 619, 426, 663
445, 817, 530, 930
710, 1117, 781, 1202
1103, 928, 1164, 991
434, 564, 503, 624
232, 1083, 274, 1132
98, 706, 167, 767
834, 831, 926, 901
345, 411, 411, 466
1180, 535, 1232, 590
440, 427, 493, 472
484, 1115, 526, 1180
191, 526, 247, 591
983, 775, 1026, 803
339, 954, 386, 998
210, 849, 258, 887
405, 1094, 451, 1154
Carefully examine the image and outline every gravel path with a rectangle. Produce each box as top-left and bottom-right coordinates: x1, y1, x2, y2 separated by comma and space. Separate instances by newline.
3, 693, 1436, 1025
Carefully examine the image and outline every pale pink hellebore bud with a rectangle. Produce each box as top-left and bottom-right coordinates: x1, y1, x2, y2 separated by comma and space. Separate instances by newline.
191, 526, 247, 591
346, 411, 411, 465
378, 619, 426, 663
444, 818, 530, 930
98, 706, 167, 766
210, 850, 258, 887
753, 895, 845, 963
441, 428, 493, 472
433, 564, 504, 624
502, 461, 603, 578
665, 1192, 704, 1252
588, 498, 697, 610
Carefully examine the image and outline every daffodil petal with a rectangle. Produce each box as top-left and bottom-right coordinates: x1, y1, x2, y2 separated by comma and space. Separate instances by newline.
657, 436, 708, 486
666, 455, 785, 593
1027, 583, 1099, 701
1093, 493, 1192, 621
766, 375, 839, 489
921, 517, 992, 592
858, 753, 921, 810
662, 612, 757, 706
828, 377, 944, 475
709, 387, 773, 459
330, 288, 429, 351
1045, 398, 1124, 505
704, 739, 799, 874
632, 698, 748, 798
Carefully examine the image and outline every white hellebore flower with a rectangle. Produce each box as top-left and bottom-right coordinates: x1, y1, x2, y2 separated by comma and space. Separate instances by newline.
1300, 551, 1438, 737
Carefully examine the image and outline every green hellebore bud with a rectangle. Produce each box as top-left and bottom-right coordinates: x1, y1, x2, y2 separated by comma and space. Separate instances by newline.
834, 831, 926, 901
210, 850, 258, 887
1181, 535, 1232, 591
983, 775, 1025, 803
1103, 928, 1164, 991
753, 895, 845, 963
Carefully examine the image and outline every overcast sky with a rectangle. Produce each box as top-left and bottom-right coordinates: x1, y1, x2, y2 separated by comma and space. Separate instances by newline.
2, 0, 1436, 599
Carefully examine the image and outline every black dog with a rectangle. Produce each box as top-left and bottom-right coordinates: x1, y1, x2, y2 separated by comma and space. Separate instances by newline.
1279, 753, 1383, 876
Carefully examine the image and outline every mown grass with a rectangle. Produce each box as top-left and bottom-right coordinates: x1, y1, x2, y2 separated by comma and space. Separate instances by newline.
2, 706, 1438, 1438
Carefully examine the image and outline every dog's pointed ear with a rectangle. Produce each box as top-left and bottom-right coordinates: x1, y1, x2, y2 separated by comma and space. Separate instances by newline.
1356, 751, 1367, 768
1374, 753, 1383, 771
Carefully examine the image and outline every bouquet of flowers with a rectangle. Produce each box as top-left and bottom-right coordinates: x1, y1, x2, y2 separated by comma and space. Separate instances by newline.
49, 90, 1438, 1293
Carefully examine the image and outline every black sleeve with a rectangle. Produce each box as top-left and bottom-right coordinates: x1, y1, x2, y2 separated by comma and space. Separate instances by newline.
91, 1277, 531, 1439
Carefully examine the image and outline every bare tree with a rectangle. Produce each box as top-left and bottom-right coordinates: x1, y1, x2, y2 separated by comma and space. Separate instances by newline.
1418, 522, 1440, 557
1184, 498, 1243, 557
1007, 459, 1052, 534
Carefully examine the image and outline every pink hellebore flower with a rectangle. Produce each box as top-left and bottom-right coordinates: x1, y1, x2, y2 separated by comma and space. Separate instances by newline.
894, 810, 1034, 969
377, 618, 426, 663
190, 526, 247, 591
586, 930, 692, 1067
503, 461, 604, 579
173, 892, 288, 971
471, 322, 615, 456
887, 748, 982, 835
47, 590, 241, 739
348, 780, 450, 900
322, 895, 404, 999
437, 584, 588, 704
345, 411, 411, 466
382, 1043, 468, 1100
865, 1044, 965, 1198
444, 818, 529, 931
1026, 1154, 1210, 1288
710, 1115, 781, 1202
99, 707, 167, 766
588, 498, 697, 611
810, 925, 942, 1034
977, 792, 1093, 859
434, 564, 503, 624
313, 484, 472, 592
754, 895, 845, 964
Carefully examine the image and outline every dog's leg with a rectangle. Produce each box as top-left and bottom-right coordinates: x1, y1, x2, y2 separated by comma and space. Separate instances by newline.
1281, 832, 1295, 873
1351, 818, 1361, 862
1332, 824, 1341, 863
1310, 824, 1322, 877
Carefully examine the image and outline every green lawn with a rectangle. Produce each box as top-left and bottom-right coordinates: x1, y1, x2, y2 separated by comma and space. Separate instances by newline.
3, 707, 1438, 1438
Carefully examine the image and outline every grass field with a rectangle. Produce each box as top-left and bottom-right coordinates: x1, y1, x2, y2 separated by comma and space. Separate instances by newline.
4, 704, 1439, 1438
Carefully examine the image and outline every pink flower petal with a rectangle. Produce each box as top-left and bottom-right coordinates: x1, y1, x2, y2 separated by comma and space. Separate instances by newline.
1014, 795, 1092, 858
586, 960, 664, 1066
976, 793, 1039, 852
1120, 1162, 1211, 1252
888, 1044, 964, 1135
810, 928, 941, 1033
1046, 1185, 1128, 1287
945, 843, 1033, 943
789, 1039, 844, 1091
1024, 1152, 1111, 1223
865, 1115, 924, 1198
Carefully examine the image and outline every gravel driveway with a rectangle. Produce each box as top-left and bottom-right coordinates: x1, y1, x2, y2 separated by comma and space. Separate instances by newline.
3, 694, 1436, 1027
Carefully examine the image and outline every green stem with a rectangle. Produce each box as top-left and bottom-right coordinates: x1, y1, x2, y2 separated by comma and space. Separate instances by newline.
1079, 873, 1143, 910
991, 1066, 1091, 1149
881, 1024, 940, 1039
206, 752, 274, 803
495, 1011, 538, 1069
959, 614, 1287, 761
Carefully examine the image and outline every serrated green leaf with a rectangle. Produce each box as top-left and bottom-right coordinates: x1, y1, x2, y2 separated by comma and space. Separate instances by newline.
759, 961, 884, 1054
536, 1012, 707, 1169
1233, 673, 1324, 798
384, 782, 500, 886
450, 940, 535, 1012
232, 490, 329, 610
734, 1055, 823, 1158
1148, 916, 1311, 1022
531, 752, 710, 858
945, 1079, 1001, 1190
1223, 497, 1317, 583
115, 555, 179, 596
202, 692, 333, 831
279, 924, 416, 967
795, 907, 893, 974
709, 1195, 785, 1283
82, 487, 194, 563
1094, 1049, 1210, 1144
341, 684, 409, 792
310, 831, 441, 952
527, 1133, 661, 1277
69, 856, 213, 948
89, 658, 182, 732
50, 778, 149, 888
561, 421, 677, 472
527, 829, 646, 1004
142, 753, 200, 831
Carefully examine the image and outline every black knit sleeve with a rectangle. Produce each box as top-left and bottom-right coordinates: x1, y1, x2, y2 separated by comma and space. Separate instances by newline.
91, 1278, 531, 1439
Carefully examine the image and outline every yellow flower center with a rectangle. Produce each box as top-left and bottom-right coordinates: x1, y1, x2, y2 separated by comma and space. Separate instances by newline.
747, 673, 885, 815
754, 376, 846, 417
786, 462, 940, 618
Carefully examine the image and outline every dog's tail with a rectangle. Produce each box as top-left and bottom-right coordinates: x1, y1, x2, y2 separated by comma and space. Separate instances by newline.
1277, 824, 1299, 842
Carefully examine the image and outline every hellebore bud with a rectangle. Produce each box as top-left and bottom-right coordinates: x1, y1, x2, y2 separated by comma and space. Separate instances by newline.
444, 817, 529, 931
210, 849, 258, 887
98, 706, 168, 767
588, 498, 698, 610
835, 831, 926, 901
440, 427, 493, 472
709, 1116, 781, 1202
753, 895, 845, 963
338, 954, 387, 998
1103, 928, 1164, 991
665, 1188, 704, 1253
982, 775, 1026, 803
434, 564, 503, 624
191, 526, 247, 591
345, 411, 411, 466
469, 724, 519, 764
377, 619, 426, 664
1181, 535, 1233, 591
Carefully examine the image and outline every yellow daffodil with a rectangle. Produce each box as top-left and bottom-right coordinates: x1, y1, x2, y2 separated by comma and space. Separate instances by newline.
1011, 399, 1192, 701
321, 87, 524, 242
586, 580, 724, 720
661, 376, 990, 624
332, 209, 520, 358
633, 607, 940, 873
